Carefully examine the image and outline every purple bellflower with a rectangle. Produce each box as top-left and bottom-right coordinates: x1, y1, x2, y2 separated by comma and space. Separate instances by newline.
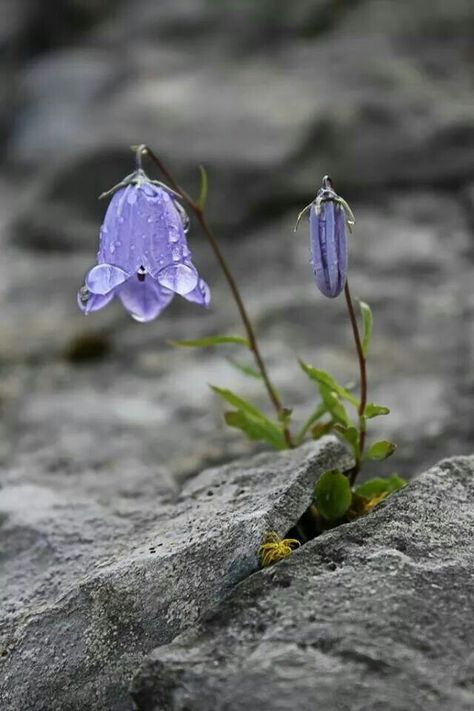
78, 161, 210, 323
295, 176, 354, 298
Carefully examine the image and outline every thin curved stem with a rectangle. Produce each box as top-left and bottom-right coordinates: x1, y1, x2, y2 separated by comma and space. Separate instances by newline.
344, 280, 367, 485
141, 145, 294, 448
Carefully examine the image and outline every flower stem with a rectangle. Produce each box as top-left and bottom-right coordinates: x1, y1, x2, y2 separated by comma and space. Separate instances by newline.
344, 279, 367, 485
141, 145, 294, 448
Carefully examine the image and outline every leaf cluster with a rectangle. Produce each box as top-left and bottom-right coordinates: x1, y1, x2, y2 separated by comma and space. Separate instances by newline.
313, 470, 406, 526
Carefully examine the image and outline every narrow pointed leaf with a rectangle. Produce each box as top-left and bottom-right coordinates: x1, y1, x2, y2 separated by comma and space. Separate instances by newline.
299, 361, 359, 407
296, 402, 328, 444
319, 384, 351, 427
359, 300, 373, 358
224, 411, 286, 450
170, 335, 250, 348
211, 386, 286, 449
314, 470, 352, 521
227, 358, 263, 380
364, 403, 390, 419
366, 440, 396, 461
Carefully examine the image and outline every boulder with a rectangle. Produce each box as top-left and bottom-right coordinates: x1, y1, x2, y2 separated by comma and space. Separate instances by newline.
132, 455, 474, 711
0, 438, 350, 710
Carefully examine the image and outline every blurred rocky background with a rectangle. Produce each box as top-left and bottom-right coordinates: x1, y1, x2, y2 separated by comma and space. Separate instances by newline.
0, 0, 473, 513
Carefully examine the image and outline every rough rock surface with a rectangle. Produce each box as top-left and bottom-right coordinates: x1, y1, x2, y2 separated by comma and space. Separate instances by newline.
0, 438, 350, 711
132, 455, 474, 711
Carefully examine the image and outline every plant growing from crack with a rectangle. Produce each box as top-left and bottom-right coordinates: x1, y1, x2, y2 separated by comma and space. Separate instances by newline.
77, 147, 405, 561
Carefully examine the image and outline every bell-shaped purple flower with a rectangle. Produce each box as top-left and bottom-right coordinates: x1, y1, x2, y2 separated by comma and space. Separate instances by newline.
78, 174, 210, 322
295, 176, 354, 299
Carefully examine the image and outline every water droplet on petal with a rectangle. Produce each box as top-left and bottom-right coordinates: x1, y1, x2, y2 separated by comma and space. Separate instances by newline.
119, 217, 125, 224
110, 243, 115, 254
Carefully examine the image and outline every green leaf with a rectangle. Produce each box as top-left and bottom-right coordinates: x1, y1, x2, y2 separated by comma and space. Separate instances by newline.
224, 411, 286, 450
355, 474, 406, 499
366, 440, 397, 461
364, 403, 390, 419
296, 402, 328, 444
311, 420, 334, 441
170, 335, 250, 348
359, 301, 373, 358
334, 424, 360, 458
299, 362, 359, 407
196, 165, 209, 209
226, 358, 263, 380
319, 385, 351, 427
314, 470, 353, 521
211, 386, 286, 450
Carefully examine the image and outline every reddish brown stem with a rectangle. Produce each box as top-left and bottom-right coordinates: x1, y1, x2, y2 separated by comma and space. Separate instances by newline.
344, 280, 367, 485
141, 145, 294, 448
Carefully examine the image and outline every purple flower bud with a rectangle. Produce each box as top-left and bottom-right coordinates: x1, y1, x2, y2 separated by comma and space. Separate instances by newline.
78, 176, 210, 322
296, 176, 353, 299
310, 197, 347, 298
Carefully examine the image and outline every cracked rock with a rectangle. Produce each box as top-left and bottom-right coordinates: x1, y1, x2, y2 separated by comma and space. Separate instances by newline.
0, 438, 349, 711
132, 455, 474, 711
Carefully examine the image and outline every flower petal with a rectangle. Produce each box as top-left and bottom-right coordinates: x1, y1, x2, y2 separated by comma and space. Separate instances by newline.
86, 264, 130, 295
77, 289, 115, 314
117, 274, 174, 322
156, 263, 199, 296
182, 278, 211, 307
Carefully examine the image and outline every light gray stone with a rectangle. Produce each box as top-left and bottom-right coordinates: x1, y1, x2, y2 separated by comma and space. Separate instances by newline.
0, 438, 350, 711
132, 455, 474, 711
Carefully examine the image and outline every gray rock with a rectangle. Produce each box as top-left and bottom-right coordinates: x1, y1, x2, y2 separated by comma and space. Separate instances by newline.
132, 455, 474, 711
0, 438, 350, 711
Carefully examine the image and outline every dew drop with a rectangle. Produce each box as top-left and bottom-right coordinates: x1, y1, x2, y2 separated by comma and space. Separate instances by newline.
119, 217, 125, 224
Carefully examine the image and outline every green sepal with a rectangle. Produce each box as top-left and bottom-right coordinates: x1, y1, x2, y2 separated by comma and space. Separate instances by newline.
358, 300, 373, 358
355, 474, 406, 499
365, 440, 397, 461
170, 335, 250, 348
364, 403, 390, 419
314, 470, 353, 521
